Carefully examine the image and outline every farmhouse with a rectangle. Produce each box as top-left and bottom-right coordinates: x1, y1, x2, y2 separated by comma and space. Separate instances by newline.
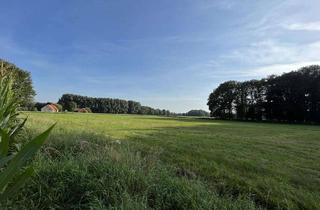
74, 108, 89, 113
41, 104, 59, 112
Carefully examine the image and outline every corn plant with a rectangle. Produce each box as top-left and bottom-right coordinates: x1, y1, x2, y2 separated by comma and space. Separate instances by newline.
0, 65, 55, 201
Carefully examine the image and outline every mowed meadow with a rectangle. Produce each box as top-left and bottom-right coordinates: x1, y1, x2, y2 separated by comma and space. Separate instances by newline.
6, 112, 320, 210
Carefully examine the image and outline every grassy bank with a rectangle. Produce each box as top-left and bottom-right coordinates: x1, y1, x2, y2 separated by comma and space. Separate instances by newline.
4, 112, 320, 209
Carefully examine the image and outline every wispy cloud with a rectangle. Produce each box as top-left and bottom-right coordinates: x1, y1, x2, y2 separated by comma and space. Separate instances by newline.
220, 40, 320, 66
243, 1, 320, 37
192, 40, 320, 81
240, 61, 320, 78
282, 21, 320, 31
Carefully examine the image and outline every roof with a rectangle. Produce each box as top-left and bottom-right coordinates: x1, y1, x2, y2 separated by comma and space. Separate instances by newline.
42, 104, 59, 112
74, 108, 88, 113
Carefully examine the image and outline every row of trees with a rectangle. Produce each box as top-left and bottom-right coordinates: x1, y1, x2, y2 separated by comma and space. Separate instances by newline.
208, 65, 320, 123
58, 94, 172, 115
0, 59, 173, 116
176, 110, 209, 117
187, 110, 209, 117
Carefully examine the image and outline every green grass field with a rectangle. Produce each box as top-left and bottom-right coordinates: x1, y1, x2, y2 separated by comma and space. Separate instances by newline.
5, 112, 320, 209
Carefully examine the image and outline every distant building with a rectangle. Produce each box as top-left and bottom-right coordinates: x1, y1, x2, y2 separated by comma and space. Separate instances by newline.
74, 108, 89, 113
41, 104, 59, 112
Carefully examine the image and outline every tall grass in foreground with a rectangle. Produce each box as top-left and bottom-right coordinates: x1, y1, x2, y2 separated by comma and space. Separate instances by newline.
6, 135, 260, 209
15, 113, 320, 210
0, 69, 54, 203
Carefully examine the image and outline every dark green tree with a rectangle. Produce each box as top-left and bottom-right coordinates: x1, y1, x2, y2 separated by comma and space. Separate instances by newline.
207, 81, 238, 119
128, 101, 141, 114
0, 59, 36, 109
208, 65, 320, 123
186, 110, 209, 117
58, 94, 171, 116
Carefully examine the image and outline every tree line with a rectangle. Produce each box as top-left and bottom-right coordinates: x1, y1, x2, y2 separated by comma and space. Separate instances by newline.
58, 94, 172, 115
0, 59, 172, 116
176, 110, 209, 117
207, 65, 320, 123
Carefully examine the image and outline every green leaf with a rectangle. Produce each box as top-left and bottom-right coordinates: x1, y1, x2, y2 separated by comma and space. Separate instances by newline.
0, 129, 10, 158
9, 118, 27, 137
0, 167, 34, 201
0, 124, 55, 191
0, 155, 13, 168
0, 115, 11, 129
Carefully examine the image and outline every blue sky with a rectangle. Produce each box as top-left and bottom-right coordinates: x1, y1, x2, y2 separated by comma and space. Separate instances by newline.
1, 0, 320, 112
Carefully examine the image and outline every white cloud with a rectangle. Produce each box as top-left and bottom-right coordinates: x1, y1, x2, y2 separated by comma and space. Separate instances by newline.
242, 61, 320, 77
223, 40, 295, 65
283, 21, 320, 31
197, 40, 320, 81
222, 40, 320, 66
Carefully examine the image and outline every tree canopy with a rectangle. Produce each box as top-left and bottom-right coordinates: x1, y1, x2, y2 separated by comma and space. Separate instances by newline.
207, 65, 320, 123
0, 59, 36, 108
186, 110, 209, 117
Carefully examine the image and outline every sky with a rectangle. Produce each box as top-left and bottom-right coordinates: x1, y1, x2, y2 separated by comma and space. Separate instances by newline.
0, 0, 320, 112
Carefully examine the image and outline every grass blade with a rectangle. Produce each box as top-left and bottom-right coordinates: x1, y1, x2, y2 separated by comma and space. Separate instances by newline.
0, 167, 34, 201
0, 124, 55, 191
0, 129, 10, 158
9, 118, 27, 137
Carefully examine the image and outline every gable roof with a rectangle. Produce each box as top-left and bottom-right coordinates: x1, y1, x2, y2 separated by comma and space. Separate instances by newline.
42, 104, 59, 112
